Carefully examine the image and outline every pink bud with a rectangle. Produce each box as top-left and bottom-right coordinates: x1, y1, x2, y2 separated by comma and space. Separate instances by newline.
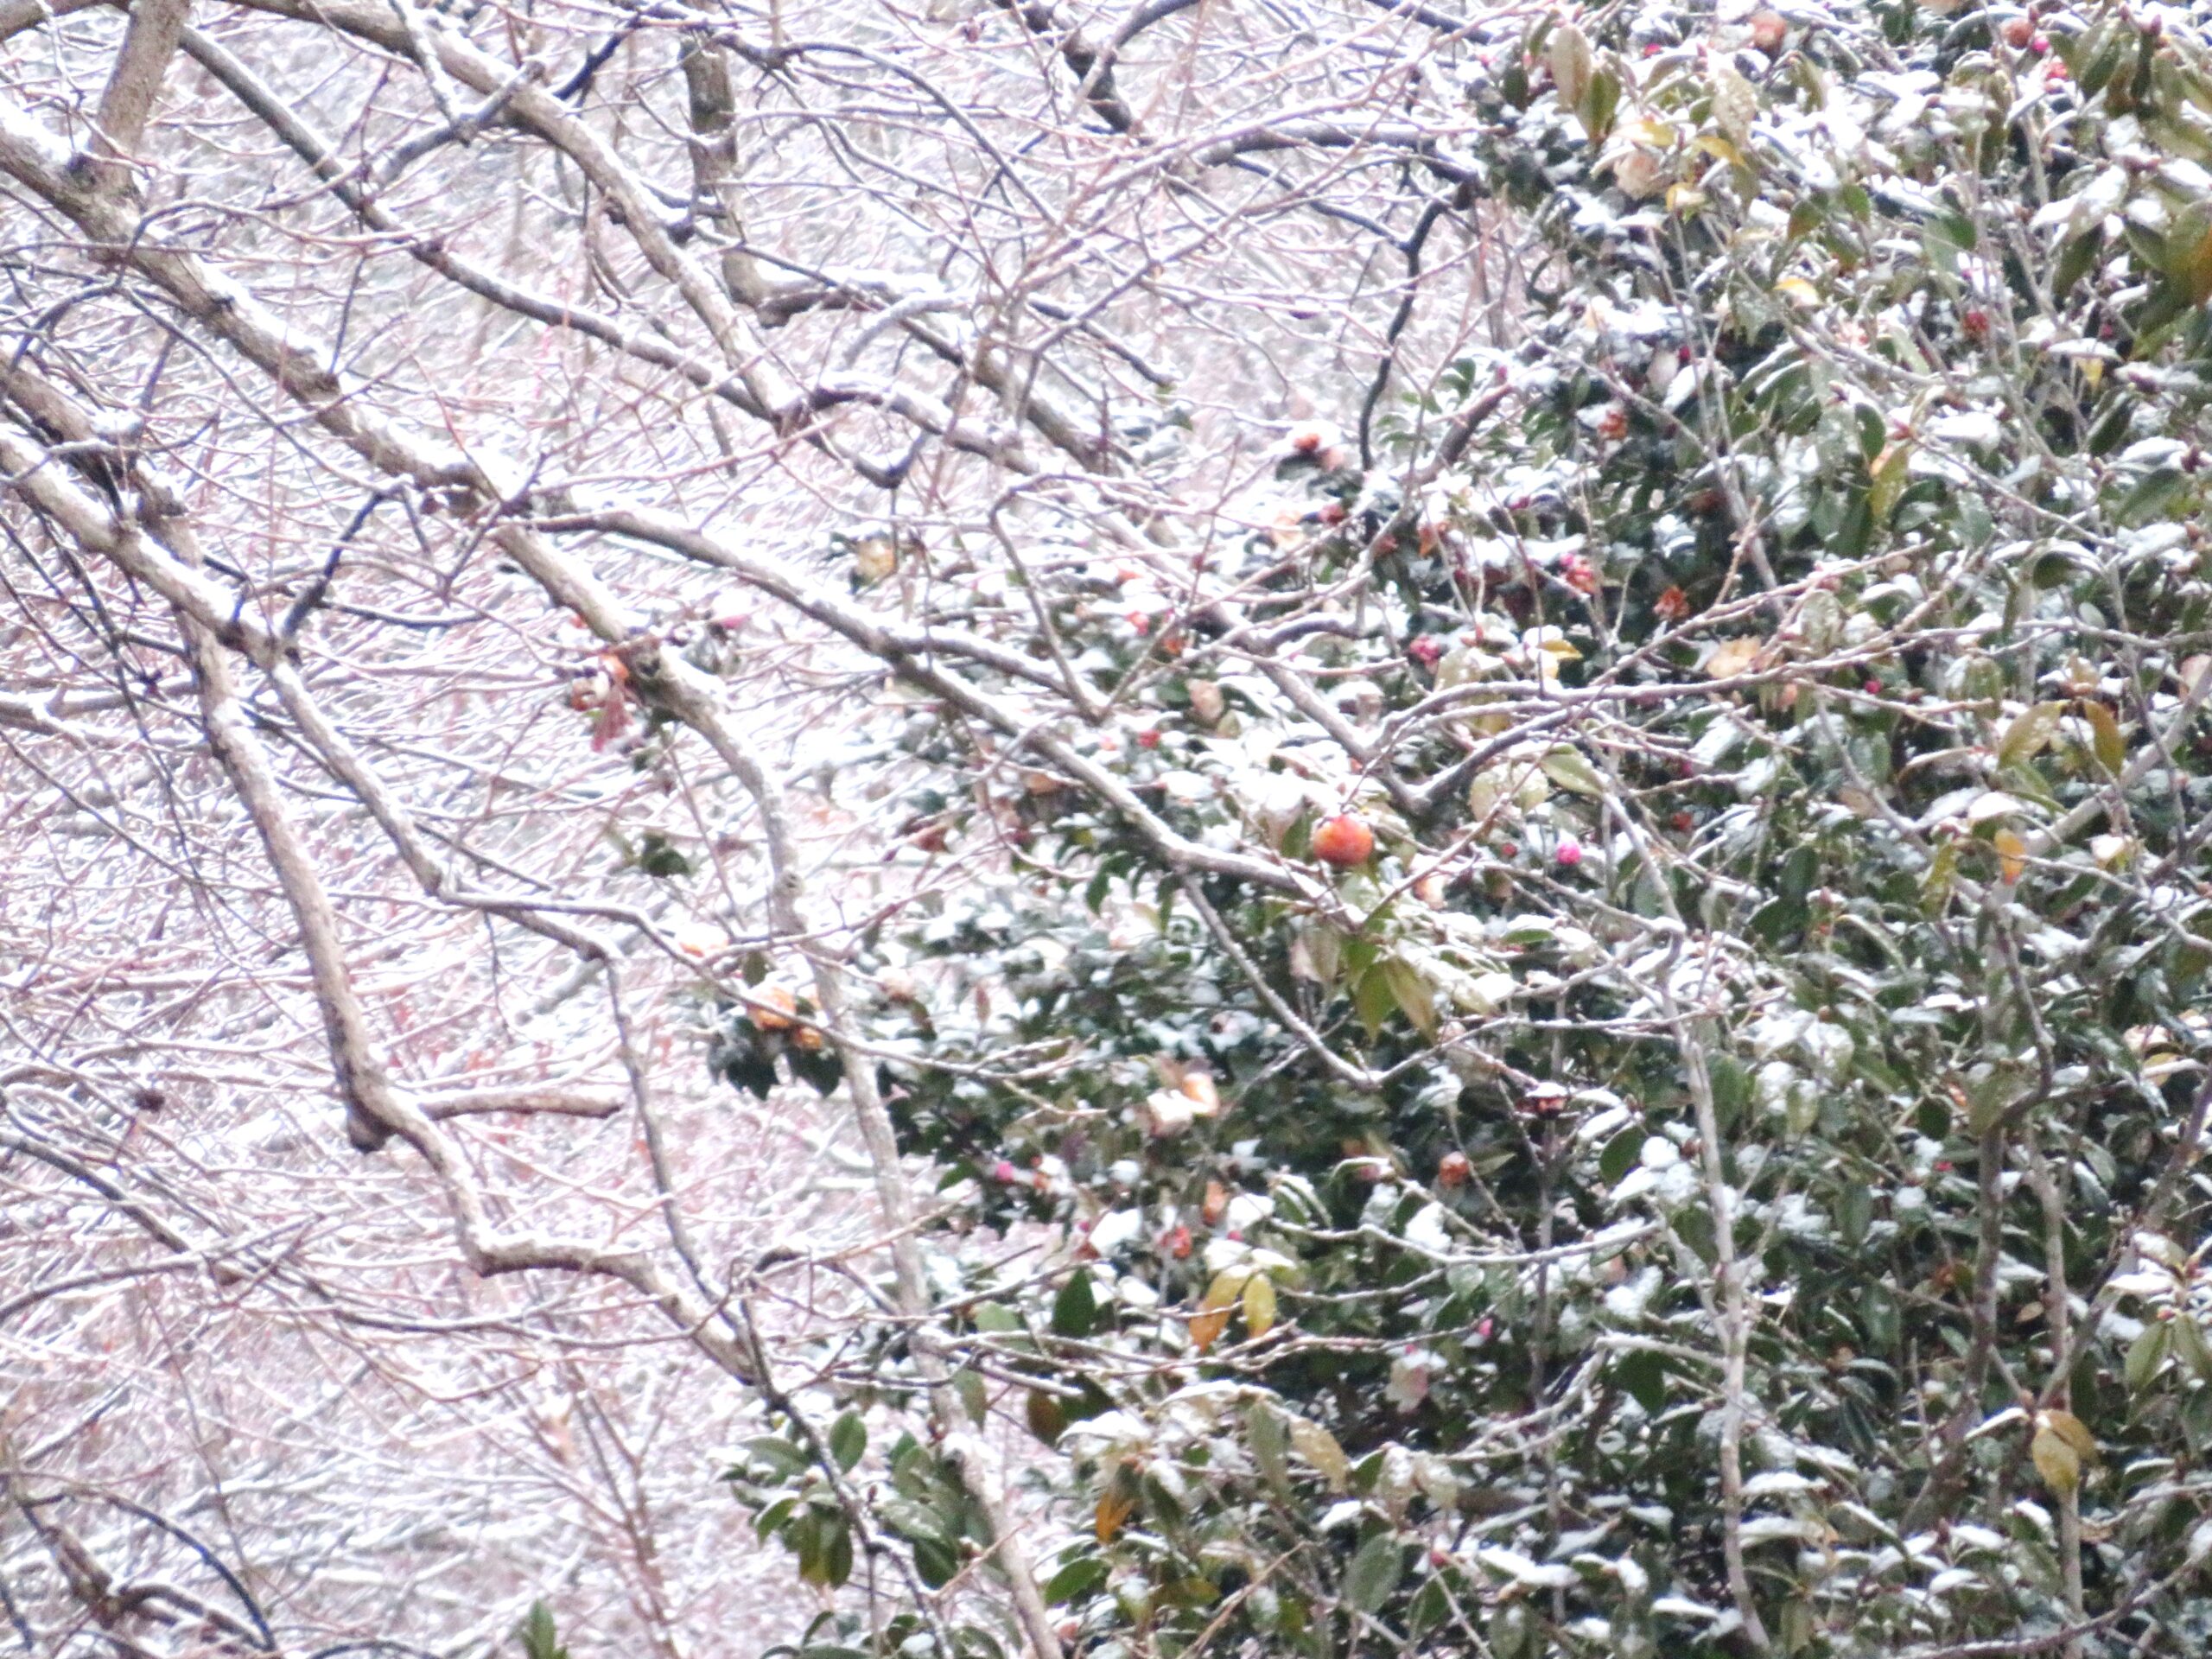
1555, 840, 1583, 868
992, 1160, 1018, 1183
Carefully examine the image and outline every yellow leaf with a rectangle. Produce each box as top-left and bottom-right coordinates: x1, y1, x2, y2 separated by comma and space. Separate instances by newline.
2031, 1410, 2098, 1501
1202, 1268, 1250, 1311
1994, 828, 2027, 885
1694, 132, 1748, 168
1243, 1273, 1278, 1339
1871, 442, 1914, 522
1287, 1417, 1350, 1490
1997, 701, 2065, 768
2082, 699, 2126, 772
1096, 1483, 1137, 1542
1921, 839, 1959, 912
1774, 276, 1821, 309
1190, 1268, 1249, 1351
2031, 1426, 2079, 1499
2178, 218, 2212, 306
2040, 1408, 2099, 1463
1705, 636, 1764, 678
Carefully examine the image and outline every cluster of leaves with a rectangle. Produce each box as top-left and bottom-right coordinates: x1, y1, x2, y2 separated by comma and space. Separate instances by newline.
721, 3, 2212, 1655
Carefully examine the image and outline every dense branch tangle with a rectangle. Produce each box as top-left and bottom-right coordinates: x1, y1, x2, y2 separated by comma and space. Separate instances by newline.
0, 2, 1514, 1655
13, 3, 2203, 1658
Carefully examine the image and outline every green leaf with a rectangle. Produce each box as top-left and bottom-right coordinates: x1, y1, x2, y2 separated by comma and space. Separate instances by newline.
829, 1411, 867, 1473
1538, 744, 1609, 798
1408, 1577, 1451, 1635
1354, 963, 1397, 1037
1599, 1124, 1646, 1184
1833, 489, 1874, 559
742, 1435, 810, 1482
1343, 1531, 1405, 1614
1052, 1269, 1099, 1338
716, 1044, 779, 1101
1708, 1054, 1751, 1128
1581, 65, 1620, 143
1249, 1402, 1293, 1496
2053, 229, 2102, 300
880, 1498, 950, 1548
1614, 1348, 1669, 1416
1836, 1182, 1874, 1248
632, 832, 692, 877
1965, 1062, 2027, 1136
1046, 1556, 1109, 1604
2175, 1316, 2212, 1383
798, 1516, 854, 1588
1381, 957, 1439, 1038
2127, 1319, 2171, 1391
1491, 1600, 1540, 1659
1929, 209, 1977, 254
911, 1535, 960, 1588
789, 1046, 846, 1096
954, 1368, 988, 1426
518, 1601, 569, 1659
753, 1495, 797, 1543
2117, 466, 2189, 527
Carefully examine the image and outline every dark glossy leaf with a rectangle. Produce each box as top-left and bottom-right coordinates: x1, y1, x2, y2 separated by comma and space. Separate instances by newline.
1052, 1269, 1098, 1338
1343, 1531, 1404, 1615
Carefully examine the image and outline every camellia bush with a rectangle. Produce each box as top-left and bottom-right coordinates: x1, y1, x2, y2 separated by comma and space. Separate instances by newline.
720, 3, 2212, 1656
14, 0, 2212, 1655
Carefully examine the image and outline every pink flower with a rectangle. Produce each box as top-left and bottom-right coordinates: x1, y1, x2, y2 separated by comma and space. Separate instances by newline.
992, 1160, 1018, 1183
1555, 840, 1583, 868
